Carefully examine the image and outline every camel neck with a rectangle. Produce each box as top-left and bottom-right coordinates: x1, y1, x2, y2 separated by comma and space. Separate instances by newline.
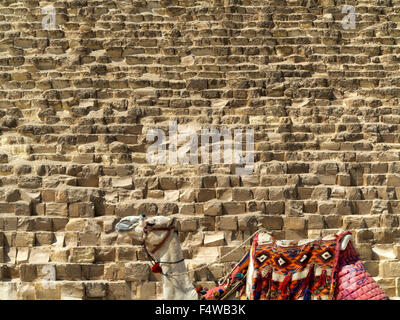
152, 231, 198, 300
155, 232, 186, 273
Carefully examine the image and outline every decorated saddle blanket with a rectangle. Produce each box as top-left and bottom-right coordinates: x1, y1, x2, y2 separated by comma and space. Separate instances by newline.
202, 231, 388, 300
247, 232, 341, 300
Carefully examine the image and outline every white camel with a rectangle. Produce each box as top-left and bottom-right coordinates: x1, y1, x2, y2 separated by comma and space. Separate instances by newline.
115, 215, 199, 300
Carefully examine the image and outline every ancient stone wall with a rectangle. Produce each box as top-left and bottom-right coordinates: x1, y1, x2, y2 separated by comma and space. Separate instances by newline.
0, 0, 400, 299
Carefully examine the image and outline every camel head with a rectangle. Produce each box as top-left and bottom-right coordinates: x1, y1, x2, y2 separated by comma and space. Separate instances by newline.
115, 215, 177, 252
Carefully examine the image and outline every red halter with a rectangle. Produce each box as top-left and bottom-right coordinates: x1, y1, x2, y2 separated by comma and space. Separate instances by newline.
141, 219, 184, 275
142, 223, 176, 254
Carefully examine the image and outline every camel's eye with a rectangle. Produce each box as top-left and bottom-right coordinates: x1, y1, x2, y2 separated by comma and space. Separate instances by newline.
146, 221, 155, 227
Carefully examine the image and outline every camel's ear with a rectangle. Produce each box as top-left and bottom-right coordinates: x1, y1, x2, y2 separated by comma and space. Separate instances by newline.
169, 217, 177, 228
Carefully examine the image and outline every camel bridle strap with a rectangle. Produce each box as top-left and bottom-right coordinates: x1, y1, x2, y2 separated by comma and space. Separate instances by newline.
142, 222, 184, 266
143, 224, 176, 254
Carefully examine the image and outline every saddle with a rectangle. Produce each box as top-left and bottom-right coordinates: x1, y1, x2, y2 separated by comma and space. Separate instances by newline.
202, 231, 388, 300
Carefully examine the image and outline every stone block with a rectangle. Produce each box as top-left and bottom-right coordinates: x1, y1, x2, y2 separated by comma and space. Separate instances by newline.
232, 188, 253, 201
257, 216, 283, 230
69, 247, 95, 263
46, 203, 68, 216
60, 282, 85, 300
217, 216, 238, 231
15, 232, 35, 247
179, 218, 198, 232
238, 215, 258, 231
68, 203, 95, 218
379, 261, 400, 277
0, 282, 17, 300
125, 262, 150, 281
55, 264, 82, 281
107, 282, 129, 300
204, 201, 223, 216
17, 283, 36, 300
116, 247, 137, 262
85, 282, 107, 298
283, 217, 307, 231
136, 282, 156, 299
19, 263, 37, 282
223, 202, 245, 215
204, 232, 225, 247
265, 201, 285, 215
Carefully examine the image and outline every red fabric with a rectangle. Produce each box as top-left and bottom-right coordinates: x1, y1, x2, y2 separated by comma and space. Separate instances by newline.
335, 242, 388, 300
151, 263, 162, 273
202, 284, 226, 300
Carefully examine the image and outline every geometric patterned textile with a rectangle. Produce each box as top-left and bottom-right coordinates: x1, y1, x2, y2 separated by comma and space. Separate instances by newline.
249, 233, 338, 300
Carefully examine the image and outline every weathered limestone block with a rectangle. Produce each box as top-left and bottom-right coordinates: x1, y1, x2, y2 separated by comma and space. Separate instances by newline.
355, 244, 373, 261
46, 203, 68, 216
179, 189, 195, 202
217, 216, 238, 231
306, 215, 324, 229
69, 247, 95, 263
179, 218, 198, 232
203, 232, 225, 247
253, 188, 269, 200
5, 189, 21, 202
204, 201, 222, 216
196, 189, 216, 202
66, 218, 101, 234
125, 262, 150, 281
17, 283, 36, 300
379, 261, 400, 278
34, 283, 60, 300
157, 203, 179, 215
107, 282, 129, 300
136, 282, 156, 300
0, 247, 4, 263
286, 201, 304, 216
223, 202, 245, 215
232, 188, 253, 201
82, 265, 104, 280
283, 217, 307, 231
0, 282, 17, 299
95, 247, 115, 263
112, 177, 133, 189
14, 202, 32, 216
257, 215, 283, 230
69, 203, 95, 218
371, 200, 389, 215
376, 278, 396, 297
159, 177, 177, 190
265, 201, 285, 215
60, 282, 85, 300
35, 232, 54, 246
50, 248, 69, 262
16, 247, 29, 264
238, 215, 258, 231
15, 233, 35, 247
17, 176, 42, 189
395, 245, 400, 259
85, 282, 107, 298
19, 263, 37, 282
116, 247, 137, 262
325, 215, 343, 229
55, 264, 82, 281
356, 229, 374, 243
